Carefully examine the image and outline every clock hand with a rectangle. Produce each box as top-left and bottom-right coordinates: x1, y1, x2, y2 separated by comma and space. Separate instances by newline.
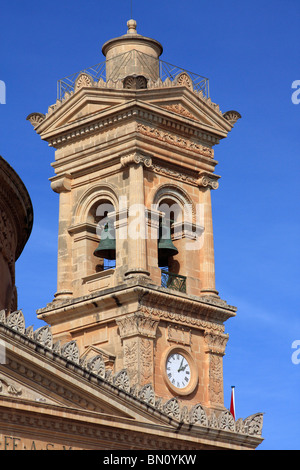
178, 357, 184, 372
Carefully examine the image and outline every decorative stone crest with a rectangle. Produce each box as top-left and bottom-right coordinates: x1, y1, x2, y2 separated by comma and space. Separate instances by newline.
113, 369, 130, 393
75, 73, 94, 91
163, 398, 181, 421
61, 340, 80, 364
223, 110, 242, 125
244, 413, 264, 436
123, 75, 147, 90
34, 325, 53, 349
190, 404, 208, 426
6, 310, 25, 334
175, 72, 193, 90
219, 410, 235, 431
139, 383, 156, 406
87, 354, 106, 379
26, 112, 46, 128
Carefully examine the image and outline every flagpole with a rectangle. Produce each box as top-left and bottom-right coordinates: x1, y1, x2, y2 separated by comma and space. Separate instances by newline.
230, 385, 236, 420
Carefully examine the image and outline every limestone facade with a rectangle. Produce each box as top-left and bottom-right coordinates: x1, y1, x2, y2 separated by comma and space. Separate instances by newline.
0, 20, 263, 450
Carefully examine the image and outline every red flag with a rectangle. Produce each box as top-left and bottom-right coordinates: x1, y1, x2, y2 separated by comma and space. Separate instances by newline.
230, 386, 236, 420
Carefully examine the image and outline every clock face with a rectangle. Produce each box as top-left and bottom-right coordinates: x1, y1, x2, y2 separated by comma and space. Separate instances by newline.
166, 353, 191, 390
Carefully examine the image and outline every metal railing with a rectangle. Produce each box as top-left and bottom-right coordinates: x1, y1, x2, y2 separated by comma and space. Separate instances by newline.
161, 270, 187, 293
57, 50, 209, 100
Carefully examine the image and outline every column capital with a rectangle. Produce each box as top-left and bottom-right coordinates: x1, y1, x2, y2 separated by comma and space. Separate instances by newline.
116, 313, 159, 339
120, 152, 153, 168
197, 172, 220, 190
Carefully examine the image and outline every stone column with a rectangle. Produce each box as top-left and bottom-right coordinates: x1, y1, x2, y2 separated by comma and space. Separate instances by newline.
50, 174, 73, 300
120, 153, 152, 280
198, 173, 219, 297
116, 313, 159, 387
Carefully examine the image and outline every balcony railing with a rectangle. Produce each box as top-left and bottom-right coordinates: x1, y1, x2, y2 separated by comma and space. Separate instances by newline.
161, 270, 187, 293
57, 50, 209, 100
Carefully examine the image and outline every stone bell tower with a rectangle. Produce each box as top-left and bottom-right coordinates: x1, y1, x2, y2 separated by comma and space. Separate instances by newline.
28, 20, 242, 413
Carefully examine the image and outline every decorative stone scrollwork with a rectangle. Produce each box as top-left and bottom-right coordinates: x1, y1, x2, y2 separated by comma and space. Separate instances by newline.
87, 354, 106, 379
26, 112, 45, 128
244, 413, 264, 436
6, 310, 25, 335
219, 410, 235, 431
123, 75, 147, 90
75, 73, 94, 91
190, 404, 208, 426
120, 153, 153, 168
61, 340, 80, 364
223, 110, 242, 126
163, 398, 181, 421
139, 383, 155, 406
113, 369, 130, 393
197, 174, 219, 190
175, 72, 193, 90
34, 326, 53, 349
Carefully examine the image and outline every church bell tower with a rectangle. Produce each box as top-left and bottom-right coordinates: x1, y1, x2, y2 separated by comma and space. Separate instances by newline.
28, 20, 243, 414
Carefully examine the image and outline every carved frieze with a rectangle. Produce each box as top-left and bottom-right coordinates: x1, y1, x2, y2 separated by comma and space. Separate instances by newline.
137, 123, 214, 158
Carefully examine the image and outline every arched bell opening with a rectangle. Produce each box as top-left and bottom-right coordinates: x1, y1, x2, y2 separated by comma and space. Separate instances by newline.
157, 199, 187, 293
92, 199, 116, 271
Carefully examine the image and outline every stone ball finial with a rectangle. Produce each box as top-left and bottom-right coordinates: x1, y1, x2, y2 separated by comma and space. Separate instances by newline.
127, 19, 137, 34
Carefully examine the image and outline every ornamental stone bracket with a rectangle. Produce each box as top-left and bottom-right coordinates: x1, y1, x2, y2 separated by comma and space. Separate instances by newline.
50, 174, 72, 193
120, 152, 153, 168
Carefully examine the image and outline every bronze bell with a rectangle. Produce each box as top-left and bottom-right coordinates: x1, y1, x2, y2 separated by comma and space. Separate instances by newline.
158, 221, 178, 267
94, 224, 116, 260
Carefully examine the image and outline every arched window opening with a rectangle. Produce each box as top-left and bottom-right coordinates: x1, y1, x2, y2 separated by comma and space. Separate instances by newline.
93, 199, 116, 271
157, 199, 186, 293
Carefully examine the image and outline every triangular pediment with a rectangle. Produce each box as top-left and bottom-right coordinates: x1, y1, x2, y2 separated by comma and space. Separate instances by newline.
29, 82, 234, 144
41, 89, 127, 132
140, 87, 232, 134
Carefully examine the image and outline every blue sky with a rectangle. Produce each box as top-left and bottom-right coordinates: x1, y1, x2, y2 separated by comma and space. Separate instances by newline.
1, 0, 299, 450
